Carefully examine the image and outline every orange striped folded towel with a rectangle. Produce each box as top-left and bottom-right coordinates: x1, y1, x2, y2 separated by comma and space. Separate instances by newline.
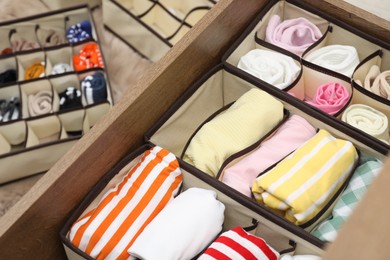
69, 146, 183, 259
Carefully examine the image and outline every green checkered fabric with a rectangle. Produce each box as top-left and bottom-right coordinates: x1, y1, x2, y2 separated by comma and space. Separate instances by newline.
311, 158, 383, 242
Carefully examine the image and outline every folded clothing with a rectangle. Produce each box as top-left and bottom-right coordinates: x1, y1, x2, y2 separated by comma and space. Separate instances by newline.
183, 88, 284, 177
238, 49, 301, 90
1, 48, 12, 55
69, 146, 183, 260
66, 20, 93, 43
311, 158, 382, 242
128, 187, 225, 260
222, 115, 316, 197
252, 129, 358, 225
81, 72, 107, 105
265, 15, 322, 56
24, 61, 45, 80
198, 226, 279, 260
305, 82, 350, 115
11, 38, 40, 52
51, 63, 72, 75
59, 87, 82, 110
341, 104, 389, 144
28, 90, 53, 117
40, 29, 66, 47
0, 69, 17, 84
363, 65, 390, 100
305, 45, 359, 77
73, 42, 104, 71
0, 97, 20, 122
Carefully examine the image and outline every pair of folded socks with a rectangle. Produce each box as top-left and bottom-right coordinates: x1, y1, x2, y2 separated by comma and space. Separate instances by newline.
360, 65, 390, 100
311, 158, 383, 242
73, 42, 104, 71
81, 72, 107, 105
0, 97, 20, 122
66, 20, 92, 43
305, 82, 350, 116
252, 129, 358, 225
265, 14, 323, 56
221, 114, 317, 197
51, 63, 72, 75
69, 146, 184, 259
24, 61, 45, 80
304, 45, 360, 77
238, 49, 301, 90
341, 104, 389, 144
183, 88, 284, 177
11, 38, 40, 52
28, 90, 53, 117
59, 87, 82, 110
0, 69, 17, 84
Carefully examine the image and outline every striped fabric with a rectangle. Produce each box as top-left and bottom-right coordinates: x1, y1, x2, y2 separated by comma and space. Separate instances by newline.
252, 129, 358, 225
198, 226, 279, 260
69, 146, 183, 260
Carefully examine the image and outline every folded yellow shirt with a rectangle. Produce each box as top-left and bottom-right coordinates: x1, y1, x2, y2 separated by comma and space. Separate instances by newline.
252, 129, 358, 225
183, 88, 284, 177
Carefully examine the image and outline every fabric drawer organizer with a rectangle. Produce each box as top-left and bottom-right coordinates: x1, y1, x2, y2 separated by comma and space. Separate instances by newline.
222, 0, 390, 147
103, 0, 217, 62
0, 5, 113, 184
61, 144, 322, 259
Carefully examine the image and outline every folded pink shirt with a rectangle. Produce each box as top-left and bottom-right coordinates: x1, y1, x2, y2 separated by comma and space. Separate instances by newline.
221, 115, 316, 197
265, 15, 323, 56
306, 82, 350, 115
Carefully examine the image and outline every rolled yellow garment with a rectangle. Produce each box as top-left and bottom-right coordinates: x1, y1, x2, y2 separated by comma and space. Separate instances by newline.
183, 88, 284, 177
252, 129, 358, 225
341, 104, 389, 144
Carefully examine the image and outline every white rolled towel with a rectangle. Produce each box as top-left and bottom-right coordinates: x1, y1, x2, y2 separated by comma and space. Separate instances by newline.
305, 44, 359, 77
280, 255, 321, 260
128, 188, 225, 260
238, 49, 301, 90
341, 104, 389, 144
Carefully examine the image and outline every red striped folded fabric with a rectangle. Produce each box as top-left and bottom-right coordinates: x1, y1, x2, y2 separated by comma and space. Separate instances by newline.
199, 226, 279, 260
69, 146, 183, 260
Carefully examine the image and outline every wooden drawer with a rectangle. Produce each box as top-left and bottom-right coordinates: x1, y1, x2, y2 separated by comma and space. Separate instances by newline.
0, 0, 389, 259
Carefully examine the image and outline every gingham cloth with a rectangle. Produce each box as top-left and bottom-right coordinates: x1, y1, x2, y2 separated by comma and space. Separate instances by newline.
311, 158, 383, 242
66, 20, 92, 43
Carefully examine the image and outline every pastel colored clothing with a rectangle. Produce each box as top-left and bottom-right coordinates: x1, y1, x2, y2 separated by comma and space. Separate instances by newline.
306, 82, 350, 115
69, 146, 183, 260
222, 115, 316, 197
238, 49, 301, 90
363, 65, 390, 100
252, 129, 358, 225
341, 104, 389, 144
312, 159, 383, 242
305, 45, 359, 77
198, 226, 279, 260
183, 88, 284, 177
128, 188, 225, 260
265, 15, 323, 56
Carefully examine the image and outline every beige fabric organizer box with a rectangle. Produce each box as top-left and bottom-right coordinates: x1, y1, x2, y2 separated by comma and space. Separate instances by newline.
0, 5, 113, 184
103, 0, 217, 62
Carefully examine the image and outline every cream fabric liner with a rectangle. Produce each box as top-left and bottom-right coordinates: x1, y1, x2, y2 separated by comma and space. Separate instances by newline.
45, 47, 73, 76
20, 79, 55, 118
25, 115, 65, 147
0, 27, 12, 51
115, 0, 155, 16
0, 121, 26, 146
41, 0, 101, 10
58, 109, 85, 133
159, 0, 213, 21
63, 152, 323, 260
0, 84, 19, 105
17, 51, 46, 82
103, 0, 170, 62
10, 22, 39, 50
36, 16, 66, 47
0, 56, 17, 74
0, 133, 11, 155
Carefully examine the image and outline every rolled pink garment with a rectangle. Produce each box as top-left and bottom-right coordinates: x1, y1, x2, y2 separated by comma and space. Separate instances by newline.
306, 82, 350, 115
265, 15, 322, 56
221, 115, 316, 197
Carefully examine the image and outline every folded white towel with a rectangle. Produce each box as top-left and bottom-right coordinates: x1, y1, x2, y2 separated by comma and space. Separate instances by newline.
238, 49, 301, 90
128, 188, 225, 260
305, 45, 359, 77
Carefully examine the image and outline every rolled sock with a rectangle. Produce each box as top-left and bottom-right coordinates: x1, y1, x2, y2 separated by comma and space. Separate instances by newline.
222, 115, 316, 197
24, 61, 45, 80
371, 71, 390, 100
59, 87, 82, 110
1, 48, 13, 55
51, 63, 72, 75
363, 64, 381, 91
0, 69, 17, 84
265, 14, 323, 56
41, 29, 66, 47
252, 129, 358, 225
69, 146, 183, 259
128, 188, 225, 260
280, 255, 322, 260
81, 72, 107, 105
73, 42, 104, 71
311, 159, 383, 242
238, 49, 301, 90
11, 38, 40, 52
198, 226, 280, 260
341, 104, 389, 144
28, 90, 53, 116
306, 82, 350, 115
305, 45, 359, 77
66, 20, 93, 43
183, 88, 284, 177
